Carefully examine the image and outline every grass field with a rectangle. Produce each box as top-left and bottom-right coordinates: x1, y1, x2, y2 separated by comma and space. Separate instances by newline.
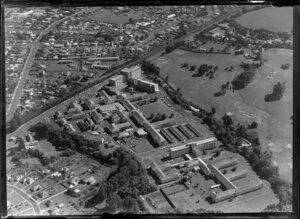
236, 7, 293, 33
88, 9, 130, 24
154, 48, 292, 182
140, 99, 179, 119
32, 140, 60, 157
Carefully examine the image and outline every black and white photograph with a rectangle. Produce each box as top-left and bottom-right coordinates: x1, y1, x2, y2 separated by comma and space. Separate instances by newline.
3, 4, 294, 216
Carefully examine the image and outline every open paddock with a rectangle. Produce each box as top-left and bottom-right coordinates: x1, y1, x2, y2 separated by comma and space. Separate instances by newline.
32, 140, 60, 157
35, 60, 78, 73
155, 47, 292, 181
87, 9, 130, 24
235, 7, 292, 33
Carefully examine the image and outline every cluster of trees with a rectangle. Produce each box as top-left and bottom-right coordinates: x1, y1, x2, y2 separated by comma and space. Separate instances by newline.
224, 66, 234, 71
192, 64, 217, 78
87, 147, 157, 213
264, 82, 286, 102
231, 70, 255, 90
11, 146, 57, 167
94, 32, 115, 42
141, 60, 160, 76
148, 112, 172, 123
214, 81, 231, 97
136, 96, 158, 107
164, 41, 184, 54
280, 63, 290, 70
28, 123, 108, 164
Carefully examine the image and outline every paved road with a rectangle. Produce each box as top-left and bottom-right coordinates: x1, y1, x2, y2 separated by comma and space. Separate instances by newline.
6, 8, 98, 121
7, 185, 41, 215
8, 10, 239, 138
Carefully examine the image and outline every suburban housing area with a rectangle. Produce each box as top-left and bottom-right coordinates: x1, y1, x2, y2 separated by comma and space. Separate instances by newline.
5, 5, 293, 216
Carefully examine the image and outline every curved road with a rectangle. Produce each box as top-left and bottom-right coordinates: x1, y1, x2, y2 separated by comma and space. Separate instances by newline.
8, 10, 239, 138
7, 185, 41, 215
6, 8, 98, 121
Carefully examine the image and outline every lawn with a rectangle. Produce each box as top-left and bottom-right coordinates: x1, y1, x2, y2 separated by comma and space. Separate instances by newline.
35, 60, 77, 73
21, 157, 41, 166
32, 140, 60, 157
7, 192, 25, 206
154, 48, 292, 181
140, 99, 178, 118
236, 7, 292, 33
200, 41, 229, 52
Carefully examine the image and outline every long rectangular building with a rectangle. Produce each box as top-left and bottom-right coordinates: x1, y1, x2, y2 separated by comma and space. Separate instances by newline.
185, 123, 201, 137
193, 137, 217, 151
160, 128, 176, 144
169, 144, 190, 159
177, 124, 194, 139
168, 127, 182, 141
144, 122, 166, 146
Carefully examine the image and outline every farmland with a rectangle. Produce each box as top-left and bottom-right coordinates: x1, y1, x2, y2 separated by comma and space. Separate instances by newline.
154, 47, 292, 182
236, 7, 293, 33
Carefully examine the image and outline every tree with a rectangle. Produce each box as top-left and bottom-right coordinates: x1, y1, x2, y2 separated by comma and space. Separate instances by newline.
214, 150, 221, 157
248, 121, 258, 129
222, 114, 233, 127
236, 125, 247, 137
211, 107, 216, 115
149, 113, 154, 120
107, 192, 123, 211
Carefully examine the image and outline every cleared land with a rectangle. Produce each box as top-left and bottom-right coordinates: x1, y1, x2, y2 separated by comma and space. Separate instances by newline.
155, 48, 292, 182
236, 7, 293, 33
88, 9, 130, 24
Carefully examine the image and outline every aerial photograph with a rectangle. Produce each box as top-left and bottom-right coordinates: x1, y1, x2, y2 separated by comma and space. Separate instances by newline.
5, 5, 293, 216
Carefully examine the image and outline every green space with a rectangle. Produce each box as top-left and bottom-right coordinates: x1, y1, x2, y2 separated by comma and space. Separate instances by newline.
32, 140, 60, 157
88, 9, 130, 24
154, 48, 292, 182
140, 99, 178, 119
235, 7, 293, 33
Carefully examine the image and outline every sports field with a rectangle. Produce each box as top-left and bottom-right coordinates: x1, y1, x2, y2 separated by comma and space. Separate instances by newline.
236, 7, 293, 33
154, 48, 292, 182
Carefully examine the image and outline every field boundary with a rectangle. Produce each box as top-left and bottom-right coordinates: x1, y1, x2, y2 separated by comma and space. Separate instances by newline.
179, 47, 231, 55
